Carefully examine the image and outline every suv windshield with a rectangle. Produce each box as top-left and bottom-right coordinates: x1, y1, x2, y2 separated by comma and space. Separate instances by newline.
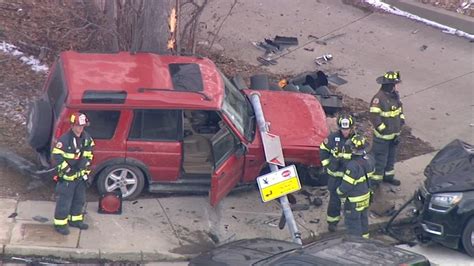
220, 72, 255, 142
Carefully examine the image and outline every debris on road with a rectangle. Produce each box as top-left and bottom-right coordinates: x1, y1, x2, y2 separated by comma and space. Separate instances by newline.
419, 45, 428, 51
8, 212, 17, 218
32, 215, 49, 223
252, 35, 299, 65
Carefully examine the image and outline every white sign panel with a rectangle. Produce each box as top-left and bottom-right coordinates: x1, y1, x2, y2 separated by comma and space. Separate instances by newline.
261, 132, 285, 167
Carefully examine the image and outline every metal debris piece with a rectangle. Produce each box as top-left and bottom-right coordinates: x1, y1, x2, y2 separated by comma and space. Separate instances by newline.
327, 73, 348, 86
32, 215, 49, 223
312, 197, 323, 207
419, 45, 428, 51
8, 212, 17, 218
304, 47, 314, 52
273, 35, 299, 46
309, 219, 320, 224
257, 56, 277, 66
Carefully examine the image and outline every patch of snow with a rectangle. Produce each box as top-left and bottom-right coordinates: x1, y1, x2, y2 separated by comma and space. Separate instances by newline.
364, 0, 474, 40
0, 42, 49, 72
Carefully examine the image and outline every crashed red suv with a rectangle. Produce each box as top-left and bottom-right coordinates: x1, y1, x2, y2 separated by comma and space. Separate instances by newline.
27, 51, 328, 205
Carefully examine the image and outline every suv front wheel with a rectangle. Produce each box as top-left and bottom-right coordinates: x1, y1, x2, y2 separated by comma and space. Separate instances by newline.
97, 164, 145, 200
462, 217, 474, 257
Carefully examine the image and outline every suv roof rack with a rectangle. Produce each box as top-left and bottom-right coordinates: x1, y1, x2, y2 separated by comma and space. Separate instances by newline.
137, 88, 211, 101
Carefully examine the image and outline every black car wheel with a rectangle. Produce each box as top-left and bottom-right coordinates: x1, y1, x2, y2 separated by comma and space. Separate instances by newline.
97, 164, 145, 200
27, 99, 53, 149
462, 217, 474, 257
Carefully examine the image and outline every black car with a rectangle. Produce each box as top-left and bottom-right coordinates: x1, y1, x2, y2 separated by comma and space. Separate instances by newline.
189, 236, 429, 266
414, 139, 474, 257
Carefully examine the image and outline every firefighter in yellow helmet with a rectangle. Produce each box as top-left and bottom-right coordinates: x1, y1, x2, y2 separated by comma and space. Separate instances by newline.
337, 134, 375, 238
52, 112, 94, 235
369, 71, 405, 187
320, 113, 355, 232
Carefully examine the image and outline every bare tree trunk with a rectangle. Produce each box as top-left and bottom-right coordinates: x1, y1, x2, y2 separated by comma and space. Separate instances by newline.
131, 0, 173, 54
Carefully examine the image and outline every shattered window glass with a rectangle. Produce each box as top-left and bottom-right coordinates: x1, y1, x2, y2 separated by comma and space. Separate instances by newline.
169, 63, 204, 91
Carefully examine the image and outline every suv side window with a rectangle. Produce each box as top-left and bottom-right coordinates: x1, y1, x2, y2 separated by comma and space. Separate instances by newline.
129, 109, 182, 141
81, 110, 120, 139
211, 126, 239, 168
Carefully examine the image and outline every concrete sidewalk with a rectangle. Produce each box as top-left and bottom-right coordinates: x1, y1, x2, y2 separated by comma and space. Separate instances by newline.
0, 153, 434, 262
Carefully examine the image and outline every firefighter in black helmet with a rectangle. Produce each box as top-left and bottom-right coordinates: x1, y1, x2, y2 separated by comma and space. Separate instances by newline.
337, 134, 375, 238
369, 71, 405, 187
320, 113, 355, 232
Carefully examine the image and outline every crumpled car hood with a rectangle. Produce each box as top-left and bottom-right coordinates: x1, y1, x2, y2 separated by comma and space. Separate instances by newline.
245, 90, 328, 148
424, 139, 474, 193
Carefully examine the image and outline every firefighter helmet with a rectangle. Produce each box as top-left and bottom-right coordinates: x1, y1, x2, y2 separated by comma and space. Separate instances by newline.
70, 112, 89, 126
348, 134, 367, 155
376, 71, 401, 85
337, 113, 354, 129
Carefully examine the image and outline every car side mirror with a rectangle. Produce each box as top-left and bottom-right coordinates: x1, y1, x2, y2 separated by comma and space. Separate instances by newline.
236, 143, 248, 157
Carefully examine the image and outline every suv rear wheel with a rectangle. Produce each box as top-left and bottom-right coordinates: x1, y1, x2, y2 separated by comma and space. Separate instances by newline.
27, 99, 53, 149
462, 217, 474, 257
97, 164, 145, 200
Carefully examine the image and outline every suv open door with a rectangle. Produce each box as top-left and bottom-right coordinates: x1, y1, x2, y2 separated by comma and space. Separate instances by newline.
209, 126, 246, 206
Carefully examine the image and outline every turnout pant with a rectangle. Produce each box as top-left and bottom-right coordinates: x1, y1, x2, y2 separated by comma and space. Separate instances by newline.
372, 137, 397, 182
327, 176, 342, 224
54, 179, 86, 227
344, 201, 369, 238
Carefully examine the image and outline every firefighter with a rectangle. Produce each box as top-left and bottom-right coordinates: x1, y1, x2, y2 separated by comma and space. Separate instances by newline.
369, 71, 405, 187
337, 134, 374, 238
52, 112, 94, 235
320, 113, 355, 232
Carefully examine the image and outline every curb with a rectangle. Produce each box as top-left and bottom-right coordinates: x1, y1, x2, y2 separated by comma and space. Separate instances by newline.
383, 0, 474, 35
2, 244, 190, 263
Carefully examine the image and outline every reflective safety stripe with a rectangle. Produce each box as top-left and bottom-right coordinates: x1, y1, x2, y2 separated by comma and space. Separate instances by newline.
52, 148, 76, 159
370, 173, 383, 181
54, 218, 68, 225
343, 174, 367, 185
362, 233, 370, 239
336, 187, 343, 196
321, 159, 330, 166
58, 161, 69, 171
320, 142, 330, 151
370, 107, 382, 113
385, 170, 395, 176
348, 192, 371, 203
62, 169, 87, 181
69, 214, 83, 222
327, 216, 340, 223
377, 123, 386, 131
373, 129, 400, 140
380, 107, 402, 118
339, 152, 352, 160
83, 151, 93, 159
328, 169, 344, 178
400, 113, 405, 120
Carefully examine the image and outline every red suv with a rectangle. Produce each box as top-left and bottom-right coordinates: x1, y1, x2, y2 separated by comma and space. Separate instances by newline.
27, 51, 328, 206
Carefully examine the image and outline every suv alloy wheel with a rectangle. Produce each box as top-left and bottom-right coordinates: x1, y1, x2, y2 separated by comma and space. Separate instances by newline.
97, 164, 145, 200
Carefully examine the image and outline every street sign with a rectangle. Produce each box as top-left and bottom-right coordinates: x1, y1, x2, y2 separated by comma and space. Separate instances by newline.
261, 132, 285, 167
256, 165, 301, 202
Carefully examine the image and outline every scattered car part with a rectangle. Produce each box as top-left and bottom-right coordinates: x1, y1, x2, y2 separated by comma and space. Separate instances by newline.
273, 35, 299, 46
257, 56, 277, 65
303, 47, 314, 52
32, 215, 49, 223
327, 73, 348, 86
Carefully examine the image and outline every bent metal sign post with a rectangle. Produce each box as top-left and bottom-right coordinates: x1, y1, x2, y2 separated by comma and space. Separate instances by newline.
257, 165, 301, 202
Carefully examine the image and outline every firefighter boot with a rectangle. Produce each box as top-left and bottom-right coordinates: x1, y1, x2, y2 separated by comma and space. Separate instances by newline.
383, 178, 401, 186
54, 225, 70, 235
69, 221, 89, 230
328, 222, 337, 233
